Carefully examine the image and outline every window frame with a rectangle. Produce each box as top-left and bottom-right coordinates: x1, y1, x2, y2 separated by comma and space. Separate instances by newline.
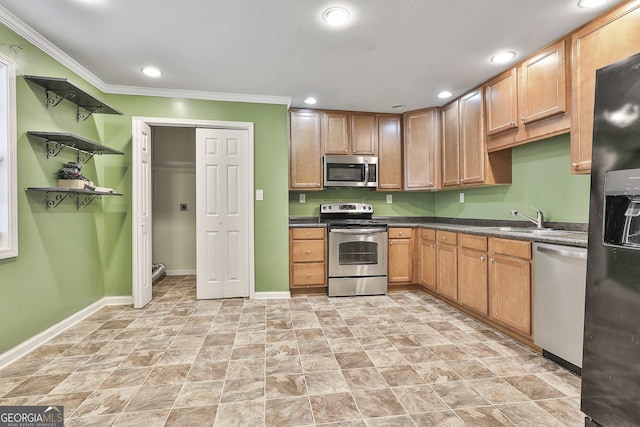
0, 51, 17, 259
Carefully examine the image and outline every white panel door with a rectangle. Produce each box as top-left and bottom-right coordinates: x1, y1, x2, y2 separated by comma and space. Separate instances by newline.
196, 128, 250, 299
133, 121, 153, 308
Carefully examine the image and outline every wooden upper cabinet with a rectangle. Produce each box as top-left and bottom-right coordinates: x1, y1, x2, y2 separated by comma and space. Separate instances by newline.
520, 39, 567, 125
485, 68, 518, 136
351, 113, 378, 155
377, 114, 403, 190
571, 1, 640, 174
441, 100, 460, 187
322, 111, 377, 155
322, 111, 350, 155
459, 89, 485, 185
403, 108, 441, 190
289, 109, 322, 190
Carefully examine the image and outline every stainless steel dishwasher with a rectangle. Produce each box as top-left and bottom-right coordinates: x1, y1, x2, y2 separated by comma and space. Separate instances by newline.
533, 242, 587, 375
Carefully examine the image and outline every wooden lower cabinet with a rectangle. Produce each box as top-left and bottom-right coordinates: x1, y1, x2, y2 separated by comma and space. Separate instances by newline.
436, 231, 458, 300
457, 234, 488, 316
488, 237, 533, 337
418, 229, 437, 290
289, 227, 327, 289
388, 228, 413, 284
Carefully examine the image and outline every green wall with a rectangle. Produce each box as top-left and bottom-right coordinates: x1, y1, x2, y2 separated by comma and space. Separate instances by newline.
289, 134, 590, 223
0, 22, 290, 353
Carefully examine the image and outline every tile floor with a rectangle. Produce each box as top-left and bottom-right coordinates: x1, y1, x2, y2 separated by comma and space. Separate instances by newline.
0, 275, 585, 426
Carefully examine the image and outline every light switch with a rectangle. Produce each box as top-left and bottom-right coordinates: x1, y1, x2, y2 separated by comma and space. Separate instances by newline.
299, 193, 306, 203
459, 193, 464, 203
386, 194, 393, 204
256, 189, 264, 201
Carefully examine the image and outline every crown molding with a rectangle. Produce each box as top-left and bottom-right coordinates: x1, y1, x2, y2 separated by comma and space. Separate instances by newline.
102, 84, 292, 106
0, 6, 292, 107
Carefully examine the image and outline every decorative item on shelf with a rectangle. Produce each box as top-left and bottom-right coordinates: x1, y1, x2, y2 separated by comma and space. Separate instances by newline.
55, 161, 93, 189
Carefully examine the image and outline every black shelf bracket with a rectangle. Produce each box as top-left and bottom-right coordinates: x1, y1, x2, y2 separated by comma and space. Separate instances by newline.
45, 191, 76, 209
45, 141, 67, 159
77, 194, 102, 209
77, 105, 102, 122
46, 89, 77, 108
77, 150, 100, 164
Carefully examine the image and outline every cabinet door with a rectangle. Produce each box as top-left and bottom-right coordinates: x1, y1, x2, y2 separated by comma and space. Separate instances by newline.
571, 3, 640, 173
404, 109, 440, 190
419, 238, 437, 290
519, 39, 567, 125
322, 111, 350, 155
436, 243, 457, 300
485, 68, 518, 136
351, 113, 378, 155
389, 238, 412, 283
458, 247, 488, 315
290, 110, 322, 189
459, 89, 485, 185
441, 100, 460, 187
377, 115, 402, 190
488, 254, 532, 336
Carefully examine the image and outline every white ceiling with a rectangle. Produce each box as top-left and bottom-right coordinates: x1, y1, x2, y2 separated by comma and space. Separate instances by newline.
0, 0, 625, 113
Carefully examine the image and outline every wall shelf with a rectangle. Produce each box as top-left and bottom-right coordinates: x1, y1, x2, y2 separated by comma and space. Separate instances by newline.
26, 187, 123, 209
24, 75, 123, 121
27, 131, 124, 163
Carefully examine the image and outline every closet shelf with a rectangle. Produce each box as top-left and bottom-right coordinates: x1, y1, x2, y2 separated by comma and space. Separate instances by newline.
24, 75, 123, 120
27, 131, 124, 163
26, 187, 123, 209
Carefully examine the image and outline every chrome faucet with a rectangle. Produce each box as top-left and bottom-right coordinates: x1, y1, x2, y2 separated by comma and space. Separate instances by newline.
511, 207, 545, 229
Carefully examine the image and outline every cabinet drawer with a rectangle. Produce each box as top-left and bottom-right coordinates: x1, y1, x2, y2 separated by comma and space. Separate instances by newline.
420, 228, 436, 241
292, 263, 325, 285
489, 237, 531, 260
292, 240, 325, 262
459, 233, 487, 251
291, 228, 325, 240
389, 228, 412, 239
436, 230, 457, 245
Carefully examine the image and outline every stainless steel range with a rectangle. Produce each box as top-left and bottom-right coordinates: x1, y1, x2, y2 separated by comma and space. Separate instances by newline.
320, 203, 388, 297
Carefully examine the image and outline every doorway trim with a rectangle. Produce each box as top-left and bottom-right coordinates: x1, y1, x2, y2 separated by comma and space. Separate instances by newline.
131, 116, 256, 305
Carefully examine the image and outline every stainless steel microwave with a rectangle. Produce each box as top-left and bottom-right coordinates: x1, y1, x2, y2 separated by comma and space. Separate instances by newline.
323, 155, 378, 188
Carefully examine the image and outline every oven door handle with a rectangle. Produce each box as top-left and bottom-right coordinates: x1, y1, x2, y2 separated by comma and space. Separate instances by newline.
364, 160, 369, 187
330, 228, 384, 234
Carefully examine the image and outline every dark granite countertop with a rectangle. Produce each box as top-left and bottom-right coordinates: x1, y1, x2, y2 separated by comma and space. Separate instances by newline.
289, 216, 588, 248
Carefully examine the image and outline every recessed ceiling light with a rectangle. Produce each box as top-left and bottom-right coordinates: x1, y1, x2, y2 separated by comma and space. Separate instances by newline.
438, 91, 453, 99
491, 51, 516, 64
577, 0, 606, 7
322, 7, 350, 26
304, 97, 318, 105
141, 67, 162, 78
391, 104, 406, 110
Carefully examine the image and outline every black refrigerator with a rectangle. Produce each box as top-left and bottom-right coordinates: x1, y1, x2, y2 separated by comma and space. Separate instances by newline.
582, 51, 640, 427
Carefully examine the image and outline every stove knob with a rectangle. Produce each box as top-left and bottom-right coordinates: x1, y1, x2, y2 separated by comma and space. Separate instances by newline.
328, 205, 332, 210
368, 205, 373, 211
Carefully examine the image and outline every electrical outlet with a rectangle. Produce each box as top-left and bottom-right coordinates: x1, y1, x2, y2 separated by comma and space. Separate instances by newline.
299, 193, 306, 204
180, 203, 188, 211
459, 193, 464, 203
386, 194, 393, 204
256, 189, 264, 201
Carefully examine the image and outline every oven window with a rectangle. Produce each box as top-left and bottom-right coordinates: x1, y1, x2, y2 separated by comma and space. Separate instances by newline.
338, 241, 378, 265
327, 163, 363, 182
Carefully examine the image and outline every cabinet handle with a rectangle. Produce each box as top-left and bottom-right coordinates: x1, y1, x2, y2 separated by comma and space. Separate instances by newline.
509, 121, 516, 127
520, 116, 526, 123
571, 163, 578, 168
399, 232, 403, 236
480, 256, 485, 261
344, 149, 348, 153
442, 236, 447, 240
430, 244, 435, 248
307, 273, 311, 277
306, 231, 311, 237
307, 249, 311, 254
490, 257, 495, 263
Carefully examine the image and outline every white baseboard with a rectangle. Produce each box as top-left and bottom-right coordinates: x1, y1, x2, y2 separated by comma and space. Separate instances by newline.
166, 269, 196, 276
0, 296, 131, 370
254, 291, 291, 300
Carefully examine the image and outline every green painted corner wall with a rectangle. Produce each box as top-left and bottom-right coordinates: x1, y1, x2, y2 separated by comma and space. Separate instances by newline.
288, 134, 590, 223
0, 22, 290, 353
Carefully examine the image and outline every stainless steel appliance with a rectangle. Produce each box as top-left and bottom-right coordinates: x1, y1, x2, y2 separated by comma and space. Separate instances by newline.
534, 243, 587, 375
583, 52, 640, 427
323, 155, 378, 188
320, 202, 388, 296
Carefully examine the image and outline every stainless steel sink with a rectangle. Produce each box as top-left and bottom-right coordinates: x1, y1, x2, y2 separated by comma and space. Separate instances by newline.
478, 227, 576, 236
